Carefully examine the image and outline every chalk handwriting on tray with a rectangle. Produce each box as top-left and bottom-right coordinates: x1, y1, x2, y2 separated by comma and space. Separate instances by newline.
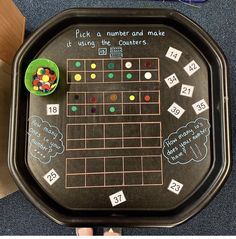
162, 118, 210, 164
28, 116, 64, 164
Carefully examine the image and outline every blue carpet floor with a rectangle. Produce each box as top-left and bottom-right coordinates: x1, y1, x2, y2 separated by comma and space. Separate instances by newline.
1, 0, 236, 235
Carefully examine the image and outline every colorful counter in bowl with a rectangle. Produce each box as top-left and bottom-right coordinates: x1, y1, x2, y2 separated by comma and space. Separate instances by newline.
25, 58, 59, 96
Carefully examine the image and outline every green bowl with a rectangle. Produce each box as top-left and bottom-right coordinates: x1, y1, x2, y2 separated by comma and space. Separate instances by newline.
24, 58, 60, 96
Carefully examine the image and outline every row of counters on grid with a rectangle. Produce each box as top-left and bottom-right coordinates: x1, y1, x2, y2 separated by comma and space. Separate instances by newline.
67, 70, 159, 83
67, 91, 160, 104
67, 58, 159, 72
67, 103, 160, 116
67, 91, 160, 116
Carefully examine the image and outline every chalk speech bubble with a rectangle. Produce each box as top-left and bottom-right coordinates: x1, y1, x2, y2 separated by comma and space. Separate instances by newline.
162, 117, 210, 165
28, 116, 65, 164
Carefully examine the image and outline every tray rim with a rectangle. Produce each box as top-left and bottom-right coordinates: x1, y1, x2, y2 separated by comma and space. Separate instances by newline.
8, 8, 231, 227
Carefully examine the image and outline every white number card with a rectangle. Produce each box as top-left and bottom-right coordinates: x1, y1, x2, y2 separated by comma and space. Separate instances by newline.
44, 169, 60, 186
165, 47, 182, 62
109, 190, 126, 207
180, 84, 194, 98
168, 102, 185, 119
168, 179, 184, 195
192, 99, 209, 115
47, 104, 59, 115
184, 60, 200, 76
164, 73, 180, 88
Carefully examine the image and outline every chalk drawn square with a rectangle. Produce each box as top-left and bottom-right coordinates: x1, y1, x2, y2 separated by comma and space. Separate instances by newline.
165, 47, 182, 62
164, 73, 180, 88
98, 48, 107, 56
47, 104, 59, 115
43, 168, 60, 186
184, 60, 200, 76
168, 102, 185, 119
168, 179, 183, 195
180, 84, 194, 98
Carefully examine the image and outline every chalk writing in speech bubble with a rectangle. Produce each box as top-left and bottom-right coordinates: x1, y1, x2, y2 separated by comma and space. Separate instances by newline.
28, 116, 65, 164
162, 118, 210, 165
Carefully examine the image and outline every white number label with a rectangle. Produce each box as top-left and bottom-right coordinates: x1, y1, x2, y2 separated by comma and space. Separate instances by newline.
164, 73, 180, 88
180, 84, 194, 98
43, 169, 60, 186
109, 190, 126, 207
165, 47, 182, 62
47, 104, 59, 115
168, 102, 185, 119
184, 60, 200, 76
168, 179, 183, 195
192, 99, 209, 115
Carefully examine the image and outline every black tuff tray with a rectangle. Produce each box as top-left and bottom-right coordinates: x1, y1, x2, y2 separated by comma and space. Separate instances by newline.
9, 8, 231, 227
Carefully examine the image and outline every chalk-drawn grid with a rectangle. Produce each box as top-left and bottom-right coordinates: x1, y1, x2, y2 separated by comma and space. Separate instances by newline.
66, 122, 162, 150
66, 57, 160, 84
67, 90, 160, 117
65, 155, 163, 188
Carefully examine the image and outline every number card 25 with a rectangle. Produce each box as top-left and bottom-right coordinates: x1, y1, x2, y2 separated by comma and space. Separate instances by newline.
44, 169, 60, 186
